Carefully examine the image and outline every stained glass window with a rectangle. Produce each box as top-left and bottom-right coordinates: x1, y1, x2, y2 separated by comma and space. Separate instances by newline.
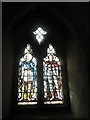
43, 44, 63, 104
17, 44, 37, 105
33, 27, 47, 44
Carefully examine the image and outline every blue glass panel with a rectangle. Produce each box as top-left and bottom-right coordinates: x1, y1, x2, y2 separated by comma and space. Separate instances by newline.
17, 44, 37, 105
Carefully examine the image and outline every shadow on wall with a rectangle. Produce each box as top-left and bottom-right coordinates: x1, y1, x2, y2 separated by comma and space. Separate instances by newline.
67, 41, 88, 118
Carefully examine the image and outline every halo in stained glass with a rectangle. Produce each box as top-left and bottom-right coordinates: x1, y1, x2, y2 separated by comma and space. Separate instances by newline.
17, 44, 38, 105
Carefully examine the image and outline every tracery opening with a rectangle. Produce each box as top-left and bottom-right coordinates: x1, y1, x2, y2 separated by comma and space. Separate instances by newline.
33, 27, 47, 44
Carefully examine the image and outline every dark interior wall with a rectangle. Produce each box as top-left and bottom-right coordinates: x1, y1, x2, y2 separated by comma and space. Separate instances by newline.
2, 30, 15, 118
2, 2, 88, 119
65, 3, 88, 117
67, 41, 88, 118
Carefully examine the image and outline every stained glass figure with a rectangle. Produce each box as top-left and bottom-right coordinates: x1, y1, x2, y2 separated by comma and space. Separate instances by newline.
33, 27, 47, 44
17, 44, 37, 105
43, 44, 63, 104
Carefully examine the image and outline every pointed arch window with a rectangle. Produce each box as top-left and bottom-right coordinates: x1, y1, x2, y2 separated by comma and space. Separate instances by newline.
43, 44, 63, 104
17, 44, 38, 105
